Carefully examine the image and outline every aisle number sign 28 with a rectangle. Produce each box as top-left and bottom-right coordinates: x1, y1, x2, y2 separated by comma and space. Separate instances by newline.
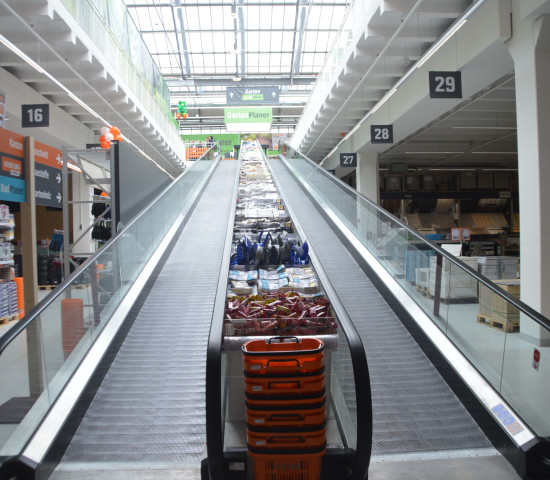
429, 71, 462, 99
370, 125, 393, 144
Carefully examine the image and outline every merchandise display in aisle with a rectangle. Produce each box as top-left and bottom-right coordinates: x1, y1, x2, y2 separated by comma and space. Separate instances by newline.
0, 204, 18, 324
225, 143, 337, 338
222, 142, 334, 480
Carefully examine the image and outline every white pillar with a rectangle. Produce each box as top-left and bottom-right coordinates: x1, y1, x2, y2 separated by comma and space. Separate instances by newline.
356, 151, 379, 203
71, 172, 94, 258
356, 151, 380, 245
507, 9, 550, 344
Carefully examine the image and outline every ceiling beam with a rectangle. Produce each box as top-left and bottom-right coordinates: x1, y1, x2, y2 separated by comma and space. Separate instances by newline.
174, 0, 191, 77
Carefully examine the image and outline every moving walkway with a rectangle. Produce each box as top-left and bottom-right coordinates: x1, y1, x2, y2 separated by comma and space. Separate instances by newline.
0, 142, 548, 479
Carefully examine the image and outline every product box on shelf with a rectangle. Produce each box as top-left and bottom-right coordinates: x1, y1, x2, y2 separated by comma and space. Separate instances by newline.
224, 293, 337, 337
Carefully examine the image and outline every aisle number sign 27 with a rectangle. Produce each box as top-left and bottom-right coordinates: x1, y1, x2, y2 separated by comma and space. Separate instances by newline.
429, 71, 462, 99
340, 153, 357, 167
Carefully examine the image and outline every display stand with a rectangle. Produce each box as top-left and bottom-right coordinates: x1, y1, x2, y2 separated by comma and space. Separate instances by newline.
61, 146, 115, 280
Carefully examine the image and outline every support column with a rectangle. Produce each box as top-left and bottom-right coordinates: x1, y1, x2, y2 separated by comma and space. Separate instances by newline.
356, 151, 380, 247
356, 151, 379, 204
22, 136, 43, 397
71, 172, 94, 257
507, 9, 550, 344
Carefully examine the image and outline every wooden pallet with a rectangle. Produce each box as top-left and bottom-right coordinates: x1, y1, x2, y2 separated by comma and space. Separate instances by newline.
38, 285, 56, 290
0, 314, 19, 325
477, 313, 519, 333
416, 285, 429, 297
424, 292, 478, 304
71, 284, 90, 290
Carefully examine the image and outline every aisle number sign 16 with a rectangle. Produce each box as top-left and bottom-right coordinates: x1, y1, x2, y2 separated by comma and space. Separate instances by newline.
22, 104, 50, 127
429, 71, 462, 99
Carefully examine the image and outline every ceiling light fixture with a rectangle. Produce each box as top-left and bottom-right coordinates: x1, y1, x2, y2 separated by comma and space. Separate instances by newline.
404, 151, 463, 154
472, 151, 517, 154
0, 33, 45, 74
232, 76, 241, 82
452, 126, 517, 130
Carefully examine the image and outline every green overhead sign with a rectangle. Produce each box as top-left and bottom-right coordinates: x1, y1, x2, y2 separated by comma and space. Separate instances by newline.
224, 107, 272, 124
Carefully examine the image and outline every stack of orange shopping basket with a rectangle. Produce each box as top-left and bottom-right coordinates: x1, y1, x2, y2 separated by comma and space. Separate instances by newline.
242, 336, 326, 480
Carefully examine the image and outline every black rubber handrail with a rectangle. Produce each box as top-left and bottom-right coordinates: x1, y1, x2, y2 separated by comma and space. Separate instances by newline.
282, 142, 550, 332
0, 144, 220, 357
204, 147, 242, 480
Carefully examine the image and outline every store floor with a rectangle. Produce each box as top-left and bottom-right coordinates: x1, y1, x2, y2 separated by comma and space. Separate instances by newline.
412, 290, 549, 435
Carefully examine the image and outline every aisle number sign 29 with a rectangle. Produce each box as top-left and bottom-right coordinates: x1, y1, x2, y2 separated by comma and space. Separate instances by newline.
370, 125, 393, 144
429, 71, 462, 99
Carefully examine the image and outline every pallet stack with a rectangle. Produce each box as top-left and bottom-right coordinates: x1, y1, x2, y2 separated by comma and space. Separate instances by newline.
243, 337, 326, 480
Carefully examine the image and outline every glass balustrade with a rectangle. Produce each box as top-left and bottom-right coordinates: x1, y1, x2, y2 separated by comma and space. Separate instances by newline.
0, 146, 219, 458
281, 143, 550, 439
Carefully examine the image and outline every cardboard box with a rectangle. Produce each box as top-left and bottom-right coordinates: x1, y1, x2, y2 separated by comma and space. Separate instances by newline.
478, 279, 520, 325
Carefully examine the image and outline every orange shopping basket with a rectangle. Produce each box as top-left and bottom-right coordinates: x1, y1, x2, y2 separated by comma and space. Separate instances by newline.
247, 419, 327, 451
244, 367, 325, 396
246, 396, 326, 429
245, 389, 325, 409
242, 336, 324, 375
248, 443, 326, 480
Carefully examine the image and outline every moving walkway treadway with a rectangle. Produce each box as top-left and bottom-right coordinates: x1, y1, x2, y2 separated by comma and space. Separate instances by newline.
0, 142, 548, 480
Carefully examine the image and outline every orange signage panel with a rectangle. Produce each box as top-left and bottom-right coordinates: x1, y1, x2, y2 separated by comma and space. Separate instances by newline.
34, 140, 62, 169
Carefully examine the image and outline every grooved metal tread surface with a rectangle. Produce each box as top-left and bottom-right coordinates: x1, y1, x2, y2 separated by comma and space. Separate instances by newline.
268, 158, 491, 455
60, 162, 238, 464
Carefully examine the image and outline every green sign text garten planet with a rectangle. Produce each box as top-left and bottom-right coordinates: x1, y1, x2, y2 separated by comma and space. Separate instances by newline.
242, 94, 263, 101
224, 107, 272, 124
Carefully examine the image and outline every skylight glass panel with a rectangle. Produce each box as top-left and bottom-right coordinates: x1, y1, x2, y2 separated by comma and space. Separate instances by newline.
142, 32, 172, 54
271, 6, 285, 29
281, 53, 292, 69
285, 5, 297, 29
147, 6, 174, 31
191, 53, 205, 68
245, 6, 261, 30
306, 5, 321, 29
187, 32, 203, 52
130, 7, 151, 30
212, 53, 228, 70
184, 6, 200, 31
244, 31, 256, 50
197, 6, 213, 30
315, 31, 331, 51
269, 53, 282, 69
318, 6, 335, 29
201, 32, 214, 52
270, 30, 283, 53
281, 32, 294, 51
217, 7, 232, 30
